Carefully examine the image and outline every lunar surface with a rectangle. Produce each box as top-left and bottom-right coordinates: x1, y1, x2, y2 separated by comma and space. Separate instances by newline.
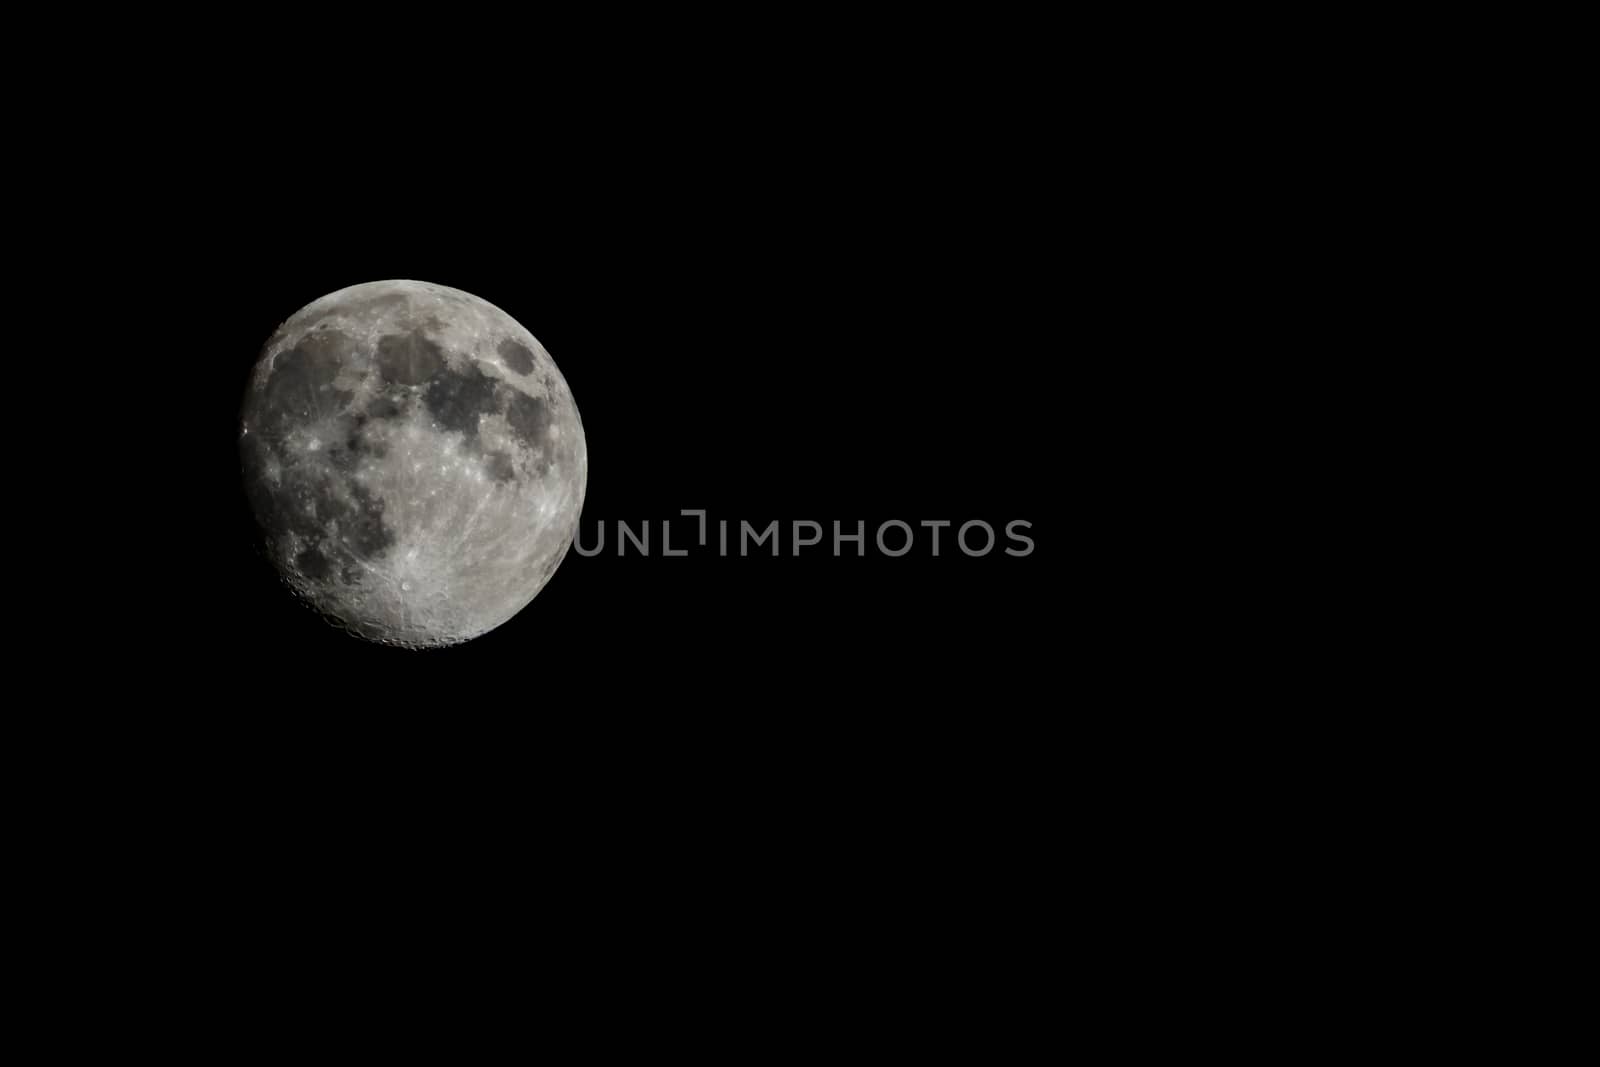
240, 280, 587, 647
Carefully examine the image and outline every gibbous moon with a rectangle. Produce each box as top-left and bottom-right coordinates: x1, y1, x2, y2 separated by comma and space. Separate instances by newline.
240, 280, 587, 647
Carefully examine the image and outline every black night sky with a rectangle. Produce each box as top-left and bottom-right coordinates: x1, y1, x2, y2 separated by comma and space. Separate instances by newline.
17, 18, 1394, 1039
145, 138, 1061, 716
67, 67, 1079, 839
27, 32, 1112, 1030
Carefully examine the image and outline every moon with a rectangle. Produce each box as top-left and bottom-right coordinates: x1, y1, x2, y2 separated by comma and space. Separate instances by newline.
240, 280, 587, 647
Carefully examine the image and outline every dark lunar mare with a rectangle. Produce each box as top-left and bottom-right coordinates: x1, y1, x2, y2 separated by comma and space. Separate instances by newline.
324, 414, 389, 471
484, 450, 517, 482
240, 437, 395, 583
425, 361, 501, 438
242, 332, 396, 584
376, 330, 446, 385
498, 338, 536, 375
420, 361, 558, 471
258, 330, 353, 424
503, 391, 550, 448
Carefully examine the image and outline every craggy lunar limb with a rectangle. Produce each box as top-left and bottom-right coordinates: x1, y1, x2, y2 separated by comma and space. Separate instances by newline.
240, 280, 587, 647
